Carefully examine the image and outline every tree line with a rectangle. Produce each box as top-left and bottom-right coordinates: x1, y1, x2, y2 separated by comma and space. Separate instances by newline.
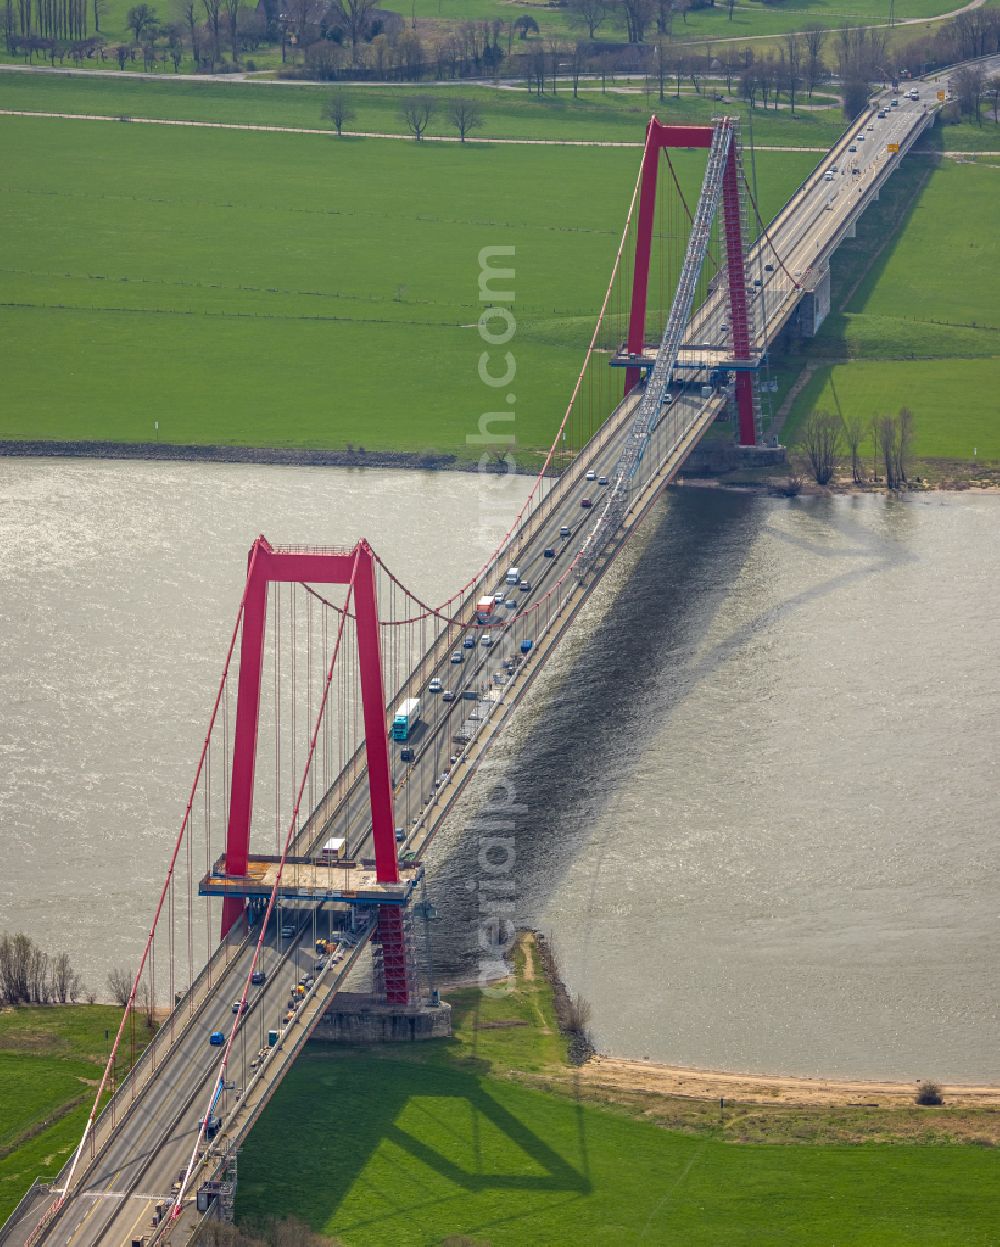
5, 0, 999, 102
0, 931, 88, 1005
801, 407, 915, 489
322, 89, 484, 141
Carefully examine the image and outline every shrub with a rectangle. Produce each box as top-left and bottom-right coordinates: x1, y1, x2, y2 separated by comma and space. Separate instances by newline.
915, 1081, 943, 1106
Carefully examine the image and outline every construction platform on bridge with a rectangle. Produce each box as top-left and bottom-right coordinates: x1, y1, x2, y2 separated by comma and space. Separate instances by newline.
610, 344, 764, 372
199, 854, 423, 906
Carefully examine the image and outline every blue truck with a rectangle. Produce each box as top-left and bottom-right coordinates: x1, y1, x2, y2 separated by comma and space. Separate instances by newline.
392, 698, 421, 741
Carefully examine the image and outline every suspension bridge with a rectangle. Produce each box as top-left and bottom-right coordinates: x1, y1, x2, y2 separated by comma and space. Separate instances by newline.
3, 77, 941, 1247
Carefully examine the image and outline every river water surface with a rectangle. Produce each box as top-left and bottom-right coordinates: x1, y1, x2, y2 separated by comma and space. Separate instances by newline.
2, 459, 997, 1082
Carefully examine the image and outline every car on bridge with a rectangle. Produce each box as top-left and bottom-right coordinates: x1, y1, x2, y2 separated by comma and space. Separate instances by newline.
586, 469, 597, 481
581, 498, 592, 508
429, 677, 443, 693
209, 1031, 225, 1046
463, 635, 476, 649
442, 690, 456, 702
481, 634, 494, 647
231, 999, 248, 1016
450, 651, 463, 663
400, 747, 415, 762
560, 526, 571, 538
251, 970, 266, 986
598, 475, 609, 486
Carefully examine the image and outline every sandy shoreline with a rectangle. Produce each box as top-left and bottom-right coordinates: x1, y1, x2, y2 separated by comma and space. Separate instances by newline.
572, 1055, 1000, 1107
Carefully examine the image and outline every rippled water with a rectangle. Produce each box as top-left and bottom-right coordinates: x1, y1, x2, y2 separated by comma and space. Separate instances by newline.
0, 457, 530, 988
2, 460, 996, 1081
430, 486, 1000, 1082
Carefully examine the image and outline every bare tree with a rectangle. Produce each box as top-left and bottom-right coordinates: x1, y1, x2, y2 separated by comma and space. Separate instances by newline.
0, 934, 85, 1005
842, 412, 866, 483
322, 89, 355, 135
337, 0, 375, 56
446, 97, 483, 142
896, 405, 914, 485
569, 40, 585, 97
401, 96, 435, 141
870, 413, 881, 481
50, 951, 82, 1004
107, 965, 133, 1008
620, 0, 655, 43
803, 25, 826, 98
0, 933, 32, 1003
875, 408, 913, 488
986, 73, 1000, 123
201, 0, 221, 61
801, 409, 841, 484
179, 0, 199, 63
953, 64, 986, 124
783, 31, 801, 114
223, 0, 239, 60
138, 978, 154, 1029
567, 0, 607, 39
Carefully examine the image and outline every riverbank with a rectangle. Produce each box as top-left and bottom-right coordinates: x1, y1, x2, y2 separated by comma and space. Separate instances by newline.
678, 466, 1000, 495
233, 932, 999, 1242
0, 438, 549, 475
512, 932, 999, 1122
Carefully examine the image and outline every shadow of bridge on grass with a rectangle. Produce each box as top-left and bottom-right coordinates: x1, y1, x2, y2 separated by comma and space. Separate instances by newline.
235, 1043, 593, 1241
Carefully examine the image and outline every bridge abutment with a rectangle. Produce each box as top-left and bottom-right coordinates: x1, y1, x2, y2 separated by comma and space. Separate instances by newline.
313, 991, 452, 1043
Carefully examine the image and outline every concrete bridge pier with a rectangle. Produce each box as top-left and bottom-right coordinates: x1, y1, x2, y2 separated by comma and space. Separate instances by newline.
314, 991, 452, 1043
799, 267, 832, 338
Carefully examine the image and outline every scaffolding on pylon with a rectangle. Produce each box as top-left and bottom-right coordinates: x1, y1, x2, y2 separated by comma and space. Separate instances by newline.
372, 905, 419, 1005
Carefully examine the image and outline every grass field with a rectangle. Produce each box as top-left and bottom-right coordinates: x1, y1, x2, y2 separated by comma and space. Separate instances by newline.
0, 1005, 134, 1223
2, 948, 997, 1242
781, 153, 1000, 463
233, 937, 1000, 1246
0, 70, 850, 147
0, 112, 817, 456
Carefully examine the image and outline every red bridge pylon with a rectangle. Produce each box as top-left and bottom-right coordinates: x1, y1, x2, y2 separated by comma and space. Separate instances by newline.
222, 536, 411, 1004
624, 117, 758, 447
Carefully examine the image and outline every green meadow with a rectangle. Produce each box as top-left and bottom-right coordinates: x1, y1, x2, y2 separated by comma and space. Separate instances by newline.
782, 154, 1000, 463
233, 938, 1000, 1246
237, 1055, 1000, 1245
2, 950, 997, 1242
0, 69, 849, 147
0, 112, 816, 457
0, 1005, 136, 1223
